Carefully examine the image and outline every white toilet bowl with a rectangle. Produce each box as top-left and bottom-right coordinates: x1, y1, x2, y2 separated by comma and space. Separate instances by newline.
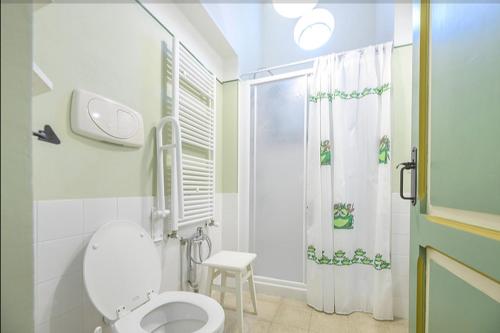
83, 221, 224, 333
114, 291, 224, 333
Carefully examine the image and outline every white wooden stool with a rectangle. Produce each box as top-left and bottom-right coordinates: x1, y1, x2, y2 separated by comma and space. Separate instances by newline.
203, 251, 257, 333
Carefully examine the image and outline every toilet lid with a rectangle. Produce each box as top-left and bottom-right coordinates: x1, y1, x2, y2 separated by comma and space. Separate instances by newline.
83, 221, 161, 321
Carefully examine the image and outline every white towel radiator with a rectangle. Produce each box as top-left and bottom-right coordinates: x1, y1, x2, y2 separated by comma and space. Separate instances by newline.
177, 42, 216, 228
153, 38, 216, 240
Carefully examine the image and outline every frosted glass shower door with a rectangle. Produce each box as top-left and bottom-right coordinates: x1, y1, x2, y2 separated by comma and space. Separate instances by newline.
250, 74, 307, 283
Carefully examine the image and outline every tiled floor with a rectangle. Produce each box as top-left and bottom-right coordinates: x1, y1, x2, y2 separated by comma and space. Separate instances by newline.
214, 292, 408, 333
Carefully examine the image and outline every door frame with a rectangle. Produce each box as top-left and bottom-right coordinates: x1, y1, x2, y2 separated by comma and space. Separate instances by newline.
238, 69, 312, 285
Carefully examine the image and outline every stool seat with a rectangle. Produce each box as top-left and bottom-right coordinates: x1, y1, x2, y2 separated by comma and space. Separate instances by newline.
203, 251, 257, 333
203, 250, 256, 272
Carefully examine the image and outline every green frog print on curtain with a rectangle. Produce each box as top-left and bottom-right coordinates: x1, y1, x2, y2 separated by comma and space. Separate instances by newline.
378, 135, 390, 164
333, 203, 354, 229
320, 140, 331, 166
307, 245, 391, 270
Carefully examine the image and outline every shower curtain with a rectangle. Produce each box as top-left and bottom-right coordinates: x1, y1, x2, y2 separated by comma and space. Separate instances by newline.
306, 42, 393, 320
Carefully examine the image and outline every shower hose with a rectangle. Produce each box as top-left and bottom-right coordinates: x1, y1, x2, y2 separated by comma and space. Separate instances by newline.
186, 226, 212, 292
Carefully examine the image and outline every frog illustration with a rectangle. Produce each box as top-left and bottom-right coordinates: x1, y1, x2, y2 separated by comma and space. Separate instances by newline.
307, 245, 316, 260
334, 250, 346, 258
333, 203, 354, 229
361, 257, 373, 265
320, 140, 331, 166
378, 135, 390, 164
351, 248, 366, 264
319, 251, 331, 265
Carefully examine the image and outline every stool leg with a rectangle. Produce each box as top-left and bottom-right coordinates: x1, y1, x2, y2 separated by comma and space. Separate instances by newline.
235, 271, 244, 333
247, 265, 258, 314
206, 267, 214, 297
220, 271, 227, 307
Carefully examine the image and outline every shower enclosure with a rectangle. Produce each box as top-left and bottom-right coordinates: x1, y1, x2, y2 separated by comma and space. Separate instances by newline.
243, 70, 311, 296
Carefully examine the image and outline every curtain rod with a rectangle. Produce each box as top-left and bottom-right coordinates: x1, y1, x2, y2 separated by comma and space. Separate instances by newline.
240, 42, 412, 79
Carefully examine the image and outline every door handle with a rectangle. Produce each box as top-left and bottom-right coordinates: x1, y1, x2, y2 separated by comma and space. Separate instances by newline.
397, 147, 417, 206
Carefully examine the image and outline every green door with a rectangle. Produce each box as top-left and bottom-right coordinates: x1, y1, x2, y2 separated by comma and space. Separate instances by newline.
410, 2, 500, 332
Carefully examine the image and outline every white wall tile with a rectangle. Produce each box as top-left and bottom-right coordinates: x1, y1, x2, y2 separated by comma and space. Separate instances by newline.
392, 234, 409, 256
33, 202, 38, 284
83, 294, 109, 333
117, 196, 154, 232
37, 235, 85, 283
33, 201, 38, 243
391, 192, 409, 319
221, 193, 238, 251
38, 200, 84, 242
34, 195, 223, 330
392, 212, 410, 235
392, 193, 410, 214
36, 306, 84, 333
83, 198, 117, 233
160, 237, 182, 291
37, 271, 83, 323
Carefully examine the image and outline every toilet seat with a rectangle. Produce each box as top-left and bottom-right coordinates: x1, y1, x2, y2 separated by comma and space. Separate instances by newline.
83, 221, 224, 333
84, 221, 162, 321
113, 291, 224, 333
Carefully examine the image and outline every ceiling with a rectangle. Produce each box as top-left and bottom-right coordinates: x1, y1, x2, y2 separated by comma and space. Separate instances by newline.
202, 1, 409, 75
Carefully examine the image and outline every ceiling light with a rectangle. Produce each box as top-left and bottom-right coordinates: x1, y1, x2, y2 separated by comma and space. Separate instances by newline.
294, 8, 335, 50
272, 1, 318, 18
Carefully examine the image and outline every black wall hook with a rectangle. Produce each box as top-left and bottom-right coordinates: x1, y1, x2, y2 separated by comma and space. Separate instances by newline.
33, 125, 60, 144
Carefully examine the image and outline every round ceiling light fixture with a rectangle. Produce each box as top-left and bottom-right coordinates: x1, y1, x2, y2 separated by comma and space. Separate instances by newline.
294, 8, 335, 50
272, 1, 318, 19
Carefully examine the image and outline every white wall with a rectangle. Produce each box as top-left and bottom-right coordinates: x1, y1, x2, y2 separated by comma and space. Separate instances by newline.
394, 2, 413, 47
203, 3, 262, 75
204, 2, 397, 74
260, 2, 394, 70
391, 194, 410, 319
142, 2, 237, 81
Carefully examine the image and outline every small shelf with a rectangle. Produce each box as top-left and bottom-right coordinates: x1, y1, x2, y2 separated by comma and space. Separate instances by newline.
32, 63, 53, 96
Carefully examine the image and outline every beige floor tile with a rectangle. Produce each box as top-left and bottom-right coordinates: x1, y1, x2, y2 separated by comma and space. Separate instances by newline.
219, 292, 256, 312
385, 318, 409, 333
348, 312, 389, 333
224, 310, 271, 333
273, 303, 312, 330
244, 299, 280, 322
224, 310, 238, 333
280, 297, 311, 310
268, 323, 308, 333
246, 317, 272, 333
253, 292, 282, 304
309, 311, 350, 333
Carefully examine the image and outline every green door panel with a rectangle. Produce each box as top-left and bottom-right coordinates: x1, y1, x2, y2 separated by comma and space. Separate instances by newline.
412, 214, 500, 281
429, 3, 500, 215
428, 262, 500, 333
410, 3, 500, 333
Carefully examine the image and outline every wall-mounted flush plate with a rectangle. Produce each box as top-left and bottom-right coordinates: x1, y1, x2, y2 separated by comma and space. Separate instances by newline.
71, 89, 144, 147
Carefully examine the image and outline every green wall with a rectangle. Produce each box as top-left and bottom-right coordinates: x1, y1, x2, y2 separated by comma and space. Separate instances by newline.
33, 4, 173, 200
216, 80, 238, 193
391, 45, 413, 193
1, 4, 34, 333
216, 81, 224, 192
33, 4, 230, 201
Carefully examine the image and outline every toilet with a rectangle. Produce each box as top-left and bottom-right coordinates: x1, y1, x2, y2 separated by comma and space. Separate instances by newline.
83, 221, 224, 333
